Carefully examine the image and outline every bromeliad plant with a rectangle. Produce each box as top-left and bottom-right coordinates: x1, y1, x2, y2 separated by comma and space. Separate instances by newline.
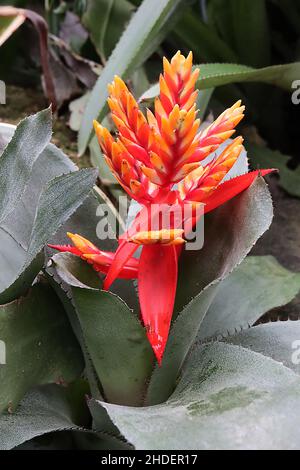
1, 52, 300, 450
51, 51, 273, 364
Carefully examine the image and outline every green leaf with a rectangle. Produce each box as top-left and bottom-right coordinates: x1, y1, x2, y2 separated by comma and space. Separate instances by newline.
72, 289, 154, 406
246, 141, 300, 198
78, 0, 185, 154
146, 177, 273, 405
196, 62, 300, 91
0, 282, 83, 414
99, 342, 300, 450
173, 9, 238, 63
198, 256, 300, 342
206, 0, 238, 49
0, 108, 52, 224
224, 321, 300, 375
82, 0, 135, 63
228, 0, 270, 67
49, 252, 101, 290
140, 61, 300, 103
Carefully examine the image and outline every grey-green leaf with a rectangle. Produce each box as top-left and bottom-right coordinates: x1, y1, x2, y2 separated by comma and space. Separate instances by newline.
0, 108, 52, 224
100, 342, 300, 450
0, 383, 128, 450
72, 289, 154, 406
198, 256, 300, 342
0, 282, 83, 414
0, 115, 78, 303
49, 252, 101, 290
27, 168, 98, 263
224, 321, 300, 375
0, 384, 88, 450
0, 167, 97, 303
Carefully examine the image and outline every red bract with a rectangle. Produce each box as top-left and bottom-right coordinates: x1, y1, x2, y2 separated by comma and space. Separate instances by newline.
48, 233, 138, 280
50, 51, 275, 364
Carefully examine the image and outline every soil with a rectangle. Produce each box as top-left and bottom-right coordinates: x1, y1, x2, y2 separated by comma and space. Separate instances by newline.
0, 85, 90, 168
1, 85, 300, 321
